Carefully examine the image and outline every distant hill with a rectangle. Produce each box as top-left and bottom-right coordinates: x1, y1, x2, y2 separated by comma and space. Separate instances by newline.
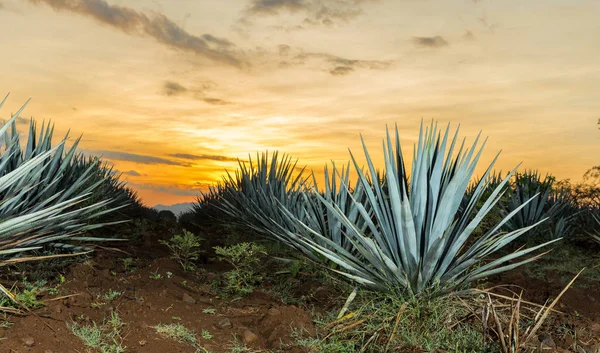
153, 202, 195, 217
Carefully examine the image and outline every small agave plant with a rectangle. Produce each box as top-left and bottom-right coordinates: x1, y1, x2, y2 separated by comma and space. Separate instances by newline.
276, 121, 558, 295
0, 94, 127, 263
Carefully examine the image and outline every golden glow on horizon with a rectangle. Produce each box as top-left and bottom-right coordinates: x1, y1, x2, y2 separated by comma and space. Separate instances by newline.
1, 0, 599, 206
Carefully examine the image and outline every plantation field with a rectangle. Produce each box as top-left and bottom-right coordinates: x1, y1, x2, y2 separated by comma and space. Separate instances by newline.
1, 225, 600, 353
3, 97, 600, 352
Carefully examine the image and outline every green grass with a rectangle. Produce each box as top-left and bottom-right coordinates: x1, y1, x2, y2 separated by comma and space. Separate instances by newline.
293, 289, 497, 353
154, 323, 209, 353
520, 242, 600, 287
69, 311, 126, 353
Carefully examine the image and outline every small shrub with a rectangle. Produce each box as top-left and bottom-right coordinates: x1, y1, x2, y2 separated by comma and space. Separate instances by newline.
159, 230, 204, 272
214, 242, 267, 296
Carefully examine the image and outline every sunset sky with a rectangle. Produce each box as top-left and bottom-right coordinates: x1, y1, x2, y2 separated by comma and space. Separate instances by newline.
1, 0, 599, 206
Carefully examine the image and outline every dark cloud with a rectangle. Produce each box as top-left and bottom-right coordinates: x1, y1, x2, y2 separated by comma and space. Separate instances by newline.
161, 80, 232, 105
463, 30, 475, 41
199, 97, 232, 105
28, 0, 244, 67
412, 36, 449, 48
169, 153, 239, 162
243, 0, 379, 26
128, 182, 206, 196
329, 66, 354, 76
122, 170, 143, 176
249, 0, 307, 15
86, 150, 190, 166
163, 81, 188, 96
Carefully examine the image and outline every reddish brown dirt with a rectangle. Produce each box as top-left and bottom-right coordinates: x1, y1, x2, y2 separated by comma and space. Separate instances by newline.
488, 269, 600, 352
2, 229, 600, 352
0, 247, 319, 353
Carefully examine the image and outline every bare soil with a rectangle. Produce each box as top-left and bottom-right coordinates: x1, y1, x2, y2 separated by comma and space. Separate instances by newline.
2, 230, 600, 353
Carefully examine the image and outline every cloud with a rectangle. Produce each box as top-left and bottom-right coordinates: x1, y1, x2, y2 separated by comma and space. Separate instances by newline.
463, 30, 475, 41
249, 0, 307, 15
288, 51, 392, 75
86, 150, 190, 166
199, 97, 231, 105
169, 153, 240, 162
412, 36, 449, 48
243, 0, 378, 26
163, 81, 188, 96
329, 66, 354, 76
28, 0, 244, 67
161, 80, 232, 105
1, 116, 30, 125
122, 170, 143, 176
128, 182, 205, 196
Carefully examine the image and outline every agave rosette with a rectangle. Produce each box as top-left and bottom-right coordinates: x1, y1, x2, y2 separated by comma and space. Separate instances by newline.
277, 122, 558, 294
0, 94, 129, 261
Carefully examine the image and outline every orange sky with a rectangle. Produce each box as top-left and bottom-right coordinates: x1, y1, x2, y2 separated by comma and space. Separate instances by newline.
1, 0, 599, 206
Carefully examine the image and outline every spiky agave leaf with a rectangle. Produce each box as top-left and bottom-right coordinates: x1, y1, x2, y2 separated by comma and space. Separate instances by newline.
502, 170, 574, 240
0, 94, 128, 261
277, 121, 557, 294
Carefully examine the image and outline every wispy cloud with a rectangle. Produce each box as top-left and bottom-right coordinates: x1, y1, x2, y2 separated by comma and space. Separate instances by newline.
128, 182, 205, 196
28, 0, 244, 67
86, 150, 190, 166
160, 80, 232, 105
243, 0, 379, 26
163, 81, 188, 96
286, 51, 392, 75
412, 36, 449, 48
169, 153, 240, 162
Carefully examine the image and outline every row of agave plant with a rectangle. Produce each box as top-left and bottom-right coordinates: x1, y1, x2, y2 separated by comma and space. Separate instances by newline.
196, 121, 583, 295
0, 95, 139, 263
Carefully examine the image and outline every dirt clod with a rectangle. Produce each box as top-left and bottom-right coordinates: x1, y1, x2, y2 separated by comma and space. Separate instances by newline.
182, 292, 196, 304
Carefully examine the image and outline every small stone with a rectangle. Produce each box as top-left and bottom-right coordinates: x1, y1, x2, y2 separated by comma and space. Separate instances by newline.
243, 329, 259, 344
21, 336, 35, 347
215, 318, 232, 329
44, 350, 54, 353
540, 334, 556, 348
268, 308, 281, 316
182, 293, 196, 304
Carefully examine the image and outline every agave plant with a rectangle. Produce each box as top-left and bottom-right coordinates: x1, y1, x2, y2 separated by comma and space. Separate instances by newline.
0, 94, 128, 261
197, 151, 309, 244
274, 122, 557, 294
501, 170, 574, 240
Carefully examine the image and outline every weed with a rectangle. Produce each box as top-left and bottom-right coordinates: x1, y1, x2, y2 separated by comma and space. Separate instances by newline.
69, 310, 126, 353
103, 289, 122, 302
159, 229, 204, 272
203, 308, 217, 315
149, 270, 163, 280
294, 289, 497, 353
201, 329, 213, 340
214, 242, 267, 296
154, 323, 209, 353
121, 258, 136, 272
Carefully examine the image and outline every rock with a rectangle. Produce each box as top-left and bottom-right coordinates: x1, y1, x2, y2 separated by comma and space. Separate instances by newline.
44, 350, 54, 353
21, 336, 35, 347
214, 318, 232, 329
182, 292, 196, 304
268, 308, 281, 316
540, 333, 556, 348
243, 329, 259, 344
